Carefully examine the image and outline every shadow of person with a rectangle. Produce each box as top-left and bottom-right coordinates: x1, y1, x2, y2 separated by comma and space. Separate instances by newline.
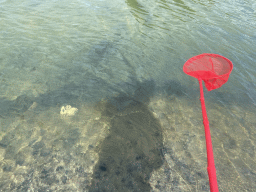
87, 88, 164, 191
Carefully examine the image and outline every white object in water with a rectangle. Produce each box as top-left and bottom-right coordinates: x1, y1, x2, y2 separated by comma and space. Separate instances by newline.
60, 105, 78, 116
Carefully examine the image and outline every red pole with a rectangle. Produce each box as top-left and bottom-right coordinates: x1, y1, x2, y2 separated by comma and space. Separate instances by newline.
198, 79, 219, 192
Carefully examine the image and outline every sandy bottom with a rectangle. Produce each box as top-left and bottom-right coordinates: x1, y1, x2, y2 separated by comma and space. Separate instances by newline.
0, 92, 255, 192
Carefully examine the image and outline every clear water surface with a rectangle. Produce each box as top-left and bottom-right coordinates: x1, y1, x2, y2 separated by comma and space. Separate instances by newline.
0, 0, 255, 191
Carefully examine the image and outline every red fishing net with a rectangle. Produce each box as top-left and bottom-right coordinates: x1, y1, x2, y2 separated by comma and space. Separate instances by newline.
183, 53, 233, 91
183, 53, 233, 192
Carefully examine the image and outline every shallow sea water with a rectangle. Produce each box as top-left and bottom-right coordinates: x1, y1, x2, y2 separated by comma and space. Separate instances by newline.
0, 0, 255, 191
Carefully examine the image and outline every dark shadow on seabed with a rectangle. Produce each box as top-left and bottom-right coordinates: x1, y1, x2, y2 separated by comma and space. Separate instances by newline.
87, 83, 164, 192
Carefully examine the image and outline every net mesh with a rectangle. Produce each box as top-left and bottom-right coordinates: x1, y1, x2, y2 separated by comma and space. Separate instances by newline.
183, 53, 233, 91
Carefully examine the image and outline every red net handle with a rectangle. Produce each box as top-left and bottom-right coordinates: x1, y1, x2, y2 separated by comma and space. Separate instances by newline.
199, 79, 219, 192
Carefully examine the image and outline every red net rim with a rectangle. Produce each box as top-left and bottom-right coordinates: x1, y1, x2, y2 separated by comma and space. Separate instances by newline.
183, 53, 233, 80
